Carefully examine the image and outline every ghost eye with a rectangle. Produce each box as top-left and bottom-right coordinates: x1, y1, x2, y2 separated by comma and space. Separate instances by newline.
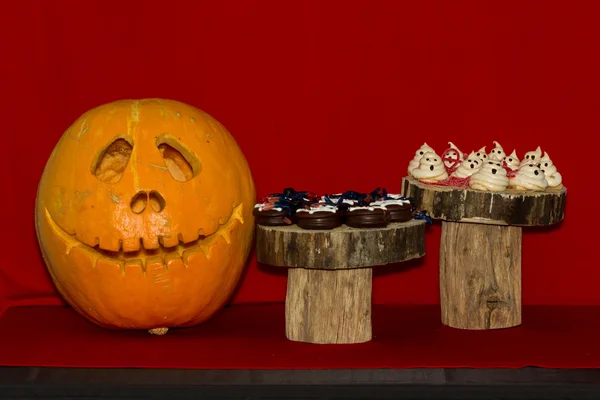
526, 155, 530, 159
426, 158, 430, 161
509, 158, 513, 162
434, 158, 437, 162
93, 137, 133, 184
492, 150, 495, 153
157, 135, 201, 182
531, 156, 536, 160
545, 163, 548, 167
474, 160, 478, 164
488, 162, 493, 165
419, 151, 423, 155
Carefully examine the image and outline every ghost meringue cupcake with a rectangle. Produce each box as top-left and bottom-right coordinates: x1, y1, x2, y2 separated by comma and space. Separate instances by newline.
488, 141, 506, 161
523, 146, 542, 164
469, 160, 509, 192
538, 152, 563, 190
451, 151, 482, 178
503, 150, 521, 171
411, 151, 448, 183
408, 143, 435, 177
509, 163, 548, 191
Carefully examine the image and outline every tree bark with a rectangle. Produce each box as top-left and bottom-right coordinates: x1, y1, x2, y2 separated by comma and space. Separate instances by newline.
440, 221, 521, 329
256, 220, 425, 269
402, 177, 566, 226
285, 267, 372, 344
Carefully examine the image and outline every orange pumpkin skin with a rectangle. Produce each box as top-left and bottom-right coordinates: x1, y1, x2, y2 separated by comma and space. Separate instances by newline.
35, 99, 255, 331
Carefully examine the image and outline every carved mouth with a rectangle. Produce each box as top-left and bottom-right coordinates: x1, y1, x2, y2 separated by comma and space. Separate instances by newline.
44, 204, 244, 270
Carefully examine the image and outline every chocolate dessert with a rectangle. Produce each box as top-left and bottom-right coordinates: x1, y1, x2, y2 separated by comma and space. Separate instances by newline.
344, 206, 390, 228
253, 205, 290, 226
371, 198, 413, 222
295, 205, 342, 230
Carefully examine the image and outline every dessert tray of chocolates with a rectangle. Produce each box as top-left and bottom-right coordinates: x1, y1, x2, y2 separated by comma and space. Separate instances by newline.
253, 187, 429, 230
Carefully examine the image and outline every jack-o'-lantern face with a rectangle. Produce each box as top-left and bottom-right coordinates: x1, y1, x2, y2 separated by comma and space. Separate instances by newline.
35, 99, 255, 333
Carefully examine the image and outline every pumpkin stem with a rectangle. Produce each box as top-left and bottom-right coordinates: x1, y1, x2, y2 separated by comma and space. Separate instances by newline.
148, 327, 169, 335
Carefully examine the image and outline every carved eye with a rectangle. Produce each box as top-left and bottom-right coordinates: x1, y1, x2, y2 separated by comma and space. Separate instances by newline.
157, 135, 201, 182
474, 160, 479, 164
529, 164, 534, 167
545, 163, 548, 167
426, 158, 430, 161
531, 156, 536, 160
434, 158, 437, 162
526, 155, 530, 159
488, 162, 494, 165
508, 158, 513, 162
491, 150, 495, 153
419, 151, 424, 155
93, 137, 133, 184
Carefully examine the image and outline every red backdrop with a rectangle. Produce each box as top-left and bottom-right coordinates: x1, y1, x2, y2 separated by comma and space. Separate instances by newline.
1, 0, 599, 315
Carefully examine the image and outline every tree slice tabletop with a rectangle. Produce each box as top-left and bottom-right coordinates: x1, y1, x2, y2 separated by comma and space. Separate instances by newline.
256, 219, 426, 270
402, 177, 566, 226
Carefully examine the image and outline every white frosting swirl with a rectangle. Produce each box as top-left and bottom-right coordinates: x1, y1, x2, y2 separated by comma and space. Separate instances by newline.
469, 160, 509, 192
254, 203, 283, 212
296, 205, 338, 213
539, 151, 562, 188
503, 149, 521, 170
509, 163, 548, 191
474, 146, 488, 161
488, 141, 506, 161
408, 142, 435, 176
411, 151, 448, 182
348, 205, 387, 212
451, 151, 482, 178
523, 146, 542, 163
370, 199, 411, 207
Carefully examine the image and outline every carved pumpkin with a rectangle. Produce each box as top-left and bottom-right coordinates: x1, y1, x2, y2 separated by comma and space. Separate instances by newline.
35, 99, 255, 334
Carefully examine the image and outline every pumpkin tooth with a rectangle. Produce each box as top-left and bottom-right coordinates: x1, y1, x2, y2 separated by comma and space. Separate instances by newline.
179, 230, 199, 244
141, 237, 160, 250
125, 258, 145, 274
182, 246, 206, 267
97, 257, 125, 275
121, 237, 141, 252
74, 231, 99, 250
164, 253, 183, 267
98, 237, 121, 252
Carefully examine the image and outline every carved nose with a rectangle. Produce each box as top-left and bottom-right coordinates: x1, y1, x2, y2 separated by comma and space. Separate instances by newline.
130, 191, 147, 214
130, 191, 166, 213
149, 190, 166, 212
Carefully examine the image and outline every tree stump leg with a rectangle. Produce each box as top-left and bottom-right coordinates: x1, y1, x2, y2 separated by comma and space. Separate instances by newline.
285, 267, 372, 344
440, 221, 522, 330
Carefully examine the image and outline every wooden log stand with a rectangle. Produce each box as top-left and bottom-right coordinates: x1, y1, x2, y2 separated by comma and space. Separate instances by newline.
256, 219, 426, 344
402, 177, 567, 330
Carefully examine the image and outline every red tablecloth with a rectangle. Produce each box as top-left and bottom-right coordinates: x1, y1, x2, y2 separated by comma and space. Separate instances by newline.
0, 304, 598, 369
